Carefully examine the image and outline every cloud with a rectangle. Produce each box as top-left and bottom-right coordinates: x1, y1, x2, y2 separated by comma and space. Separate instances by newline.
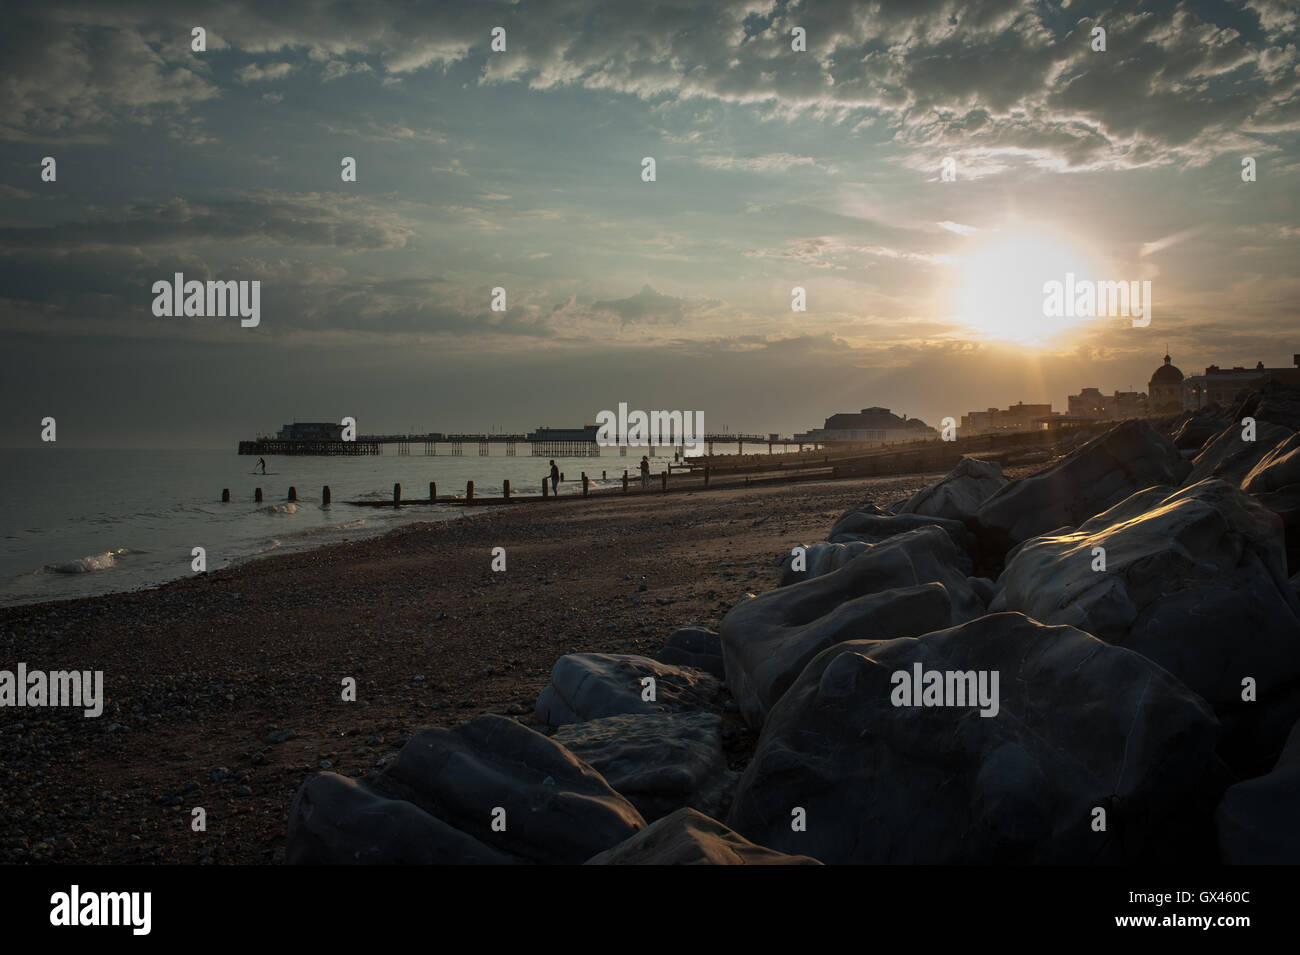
3, 0, 1294, 173
321, 58, 373, 82
0, 194, 414, 251
235, 62, 294, 83
0, 14, 219, 139
695, 153, 834, 174
591, 284, 692, 324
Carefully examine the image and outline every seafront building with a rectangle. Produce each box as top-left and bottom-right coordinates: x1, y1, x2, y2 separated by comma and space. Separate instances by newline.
795, 407, 934, 445
276, 421, 345, 440
960, 402, 1053, 435
1148, 354, 1184, 413
1181, 355, 1300, 410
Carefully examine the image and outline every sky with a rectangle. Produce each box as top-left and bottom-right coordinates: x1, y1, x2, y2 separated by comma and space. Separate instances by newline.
1, 0, 1297, 448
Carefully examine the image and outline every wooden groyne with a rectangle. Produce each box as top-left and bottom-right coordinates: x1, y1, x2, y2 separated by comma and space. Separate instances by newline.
220, 426, 1095, 509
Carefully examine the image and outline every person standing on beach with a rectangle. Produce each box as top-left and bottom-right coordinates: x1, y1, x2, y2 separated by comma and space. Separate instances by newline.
549, 460, 559, 496
640, 455, 650, 488
257, 457, 266, 474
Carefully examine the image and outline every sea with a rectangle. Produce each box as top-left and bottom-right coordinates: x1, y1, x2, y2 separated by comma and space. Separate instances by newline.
0, 444, 757, 607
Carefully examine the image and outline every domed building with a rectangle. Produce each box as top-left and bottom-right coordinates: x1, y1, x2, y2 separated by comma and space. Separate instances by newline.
1148, 353, 1184, 413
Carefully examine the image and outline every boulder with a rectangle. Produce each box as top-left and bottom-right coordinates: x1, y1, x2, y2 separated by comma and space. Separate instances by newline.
553, 712, 734, 821
368, 714, 646, 863
896, 457, 1008, 522
826, 510, 977, 572
286, 771, 517, 864
1232, 382, 1300, 432
974, 419, 1191, 557
655, 625, 725, 679
1241, 431, 1300, 494
1252, 484, 1300, 576
535, 653, 724, 726
1217, 717, 1300, 863
968, 576, 998, 608
287, 715, 645, 864
1184, 420, 1295, 488
728, 613, 1229, 864
722, 581, 957, 728
723, 527, 984, 727
990, 479, 1300, 771
1171, 414, 1229, 452
1170, 415, 1227, 454
778, 539, 870, 586
585, 808, 821, 865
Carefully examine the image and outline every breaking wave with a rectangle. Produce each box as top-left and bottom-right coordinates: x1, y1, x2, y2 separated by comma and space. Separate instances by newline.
43, 548, 129, 574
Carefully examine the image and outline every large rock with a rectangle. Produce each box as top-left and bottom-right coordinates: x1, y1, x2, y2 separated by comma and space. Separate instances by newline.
1184, 419, 1295, 488
778, 539, 870, 586
990, 479, 1300, 770
553, 712, 735, 821
1233, 382, 1300, 432
1253, 484, 1300, 577
825, 510, 977, 573
974, 419, 1191, 557
728, 613, 1229, 864
1172, 413, 1230, 452
723, 581, 957, 728
288, 715, 645, 864
1217, 717, 1300, 863
286, 772, 517, 864
1242, 431, 1300, 494
896, 457, 1008, 522
370, 714, 645, 863
655, 625, 725, 679
724, 526, 985, 728
586, 808, 820, 865
535, 653, 723, 726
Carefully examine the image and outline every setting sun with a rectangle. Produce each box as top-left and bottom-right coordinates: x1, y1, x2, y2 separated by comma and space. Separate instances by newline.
953, 229, 1101, 346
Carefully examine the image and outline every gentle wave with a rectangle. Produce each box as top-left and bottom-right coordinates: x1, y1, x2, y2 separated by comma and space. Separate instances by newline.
263, 503, 299, 515
42, 548, 129, 574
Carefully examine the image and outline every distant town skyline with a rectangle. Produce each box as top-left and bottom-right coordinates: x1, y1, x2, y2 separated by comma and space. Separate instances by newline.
2, 0, 1297, 448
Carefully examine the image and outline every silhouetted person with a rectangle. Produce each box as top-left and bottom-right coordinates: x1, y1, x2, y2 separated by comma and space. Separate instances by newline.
257, 457, 267, 474
549, 460, 559, 495
640, 455, 650, 488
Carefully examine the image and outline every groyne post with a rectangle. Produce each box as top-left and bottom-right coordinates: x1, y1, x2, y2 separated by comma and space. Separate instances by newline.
322, 486, 331, 505
221, 489, 230, 502
661, 472, 668, 492
429, 481, 436, 501
622, 470, 628, 494
503, 479, 511, 500
466, 481, 474, 503
582, 473, 589, 497
255, 488, 263, 503
288, 486, 298, 502
393, 483, 402, 504
542, 479, 549, 498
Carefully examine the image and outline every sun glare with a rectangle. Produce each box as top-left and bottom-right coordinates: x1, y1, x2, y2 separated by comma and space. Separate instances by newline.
953, 229, 1100, 347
